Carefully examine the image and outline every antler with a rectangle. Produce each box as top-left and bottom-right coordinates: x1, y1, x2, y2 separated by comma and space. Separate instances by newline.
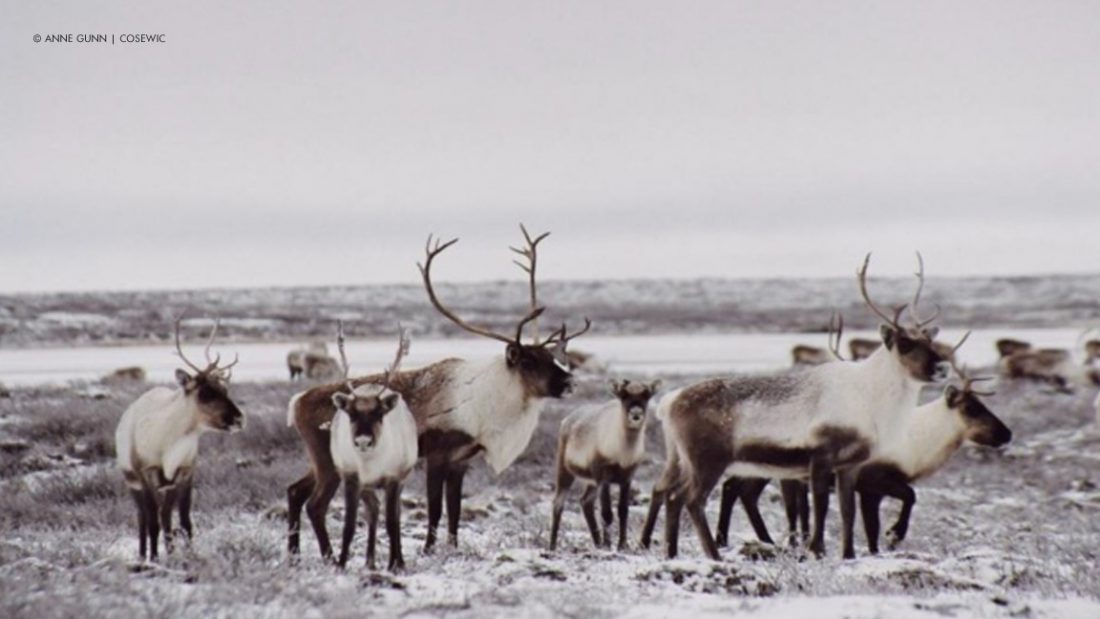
203, 319, 220, 365
947, 331, 996, 396
827, 312, 847, 361
379, 324, 412, 393
173, 314, 205, 374
514, 307, 547, 344
210, 352, 240, 383
418, 234, 545, 345
910, 252, 941, 328
335, 320, 357, 395
541, 317, 592, 352
857, 254, 906, 328
174, 313, 239, 380
510, 224, 551, 343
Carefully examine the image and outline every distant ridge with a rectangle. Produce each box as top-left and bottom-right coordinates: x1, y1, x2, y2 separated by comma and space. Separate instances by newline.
2, 274, 1099, 348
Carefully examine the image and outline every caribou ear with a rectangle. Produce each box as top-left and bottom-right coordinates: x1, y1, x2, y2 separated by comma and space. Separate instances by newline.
649, 380, 663, 394
175, 369, 194, 390
924, 326, 940, 340
331, 392, 353, 411
944, 384, 963, 408
610, 379, 627, 396
505, 343, 522, 367
380, 393, 400, 413
880, 325, 896, 350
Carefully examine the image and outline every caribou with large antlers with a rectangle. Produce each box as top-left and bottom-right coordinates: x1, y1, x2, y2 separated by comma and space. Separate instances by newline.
287, 225, 590, 559
114, 315, 244, 560
647, 254, 952, 560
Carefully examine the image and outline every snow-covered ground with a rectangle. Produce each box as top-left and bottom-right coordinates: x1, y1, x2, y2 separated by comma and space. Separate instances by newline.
2, 277, 1098, 616
1, 371, 1098, 618
0, 328, 1091, 387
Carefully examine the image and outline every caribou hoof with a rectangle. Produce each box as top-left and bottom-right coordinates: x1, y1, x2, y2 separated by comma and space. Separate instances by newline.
885, 528, 905, 549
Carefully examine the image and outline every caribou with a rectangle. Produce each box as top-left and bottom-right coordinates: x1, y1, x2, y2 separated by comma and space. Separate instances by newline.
995, 338, 1033, 360
325, 324, 418, 570
288, 342, 341, 381
995, 329, 1100, 391
114, 316, 243, 560
287, 226, 590, 559
549, 379, 660, 551
643, 314, 842, 550
713, 333, 1012, 554
791, 345, 831, 367
647, 254, 950, 560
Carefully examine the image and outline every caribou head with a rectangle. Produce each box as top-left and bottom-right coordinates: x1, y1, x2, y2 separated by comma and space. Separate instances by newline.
611, 379, 661, 431
172, 314, 244, 432
944, 332, 1012, 447
330, 322, 410, 452
857, 252, 951, 383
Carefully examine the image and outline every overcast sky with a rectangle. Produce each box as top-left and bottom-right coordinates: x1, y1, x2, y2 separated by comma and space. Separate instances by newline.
2, 2, 1099, 293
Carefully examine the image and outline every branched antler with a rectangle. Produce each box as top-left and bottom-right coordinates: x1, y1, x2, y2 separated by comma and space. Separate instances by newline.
418, 229, 589, 351
947, 331, 995, 396
542, 318, 592, 352
173, 312, 238, 381
379, 323, 412, 393
910, 252, 941, 328
510, 224, 551, 343
419, 234, 542, 344
857, 254, 906, 328
335, 322, 412, 401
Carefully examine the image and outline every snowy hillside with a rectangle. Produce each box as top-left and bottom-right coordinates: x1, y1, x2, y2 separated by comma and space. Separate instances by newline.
2, 274, 1099, 348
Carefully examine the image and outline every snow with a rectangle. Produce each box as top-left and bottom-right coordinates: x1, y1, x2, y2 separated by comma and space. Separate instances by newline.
38, 311, 116, 327
0, 328, 1085, 387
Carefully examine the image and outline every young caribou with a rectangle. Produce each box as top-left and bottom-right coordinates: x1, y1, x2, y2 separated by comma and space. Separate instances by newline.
855, 350, 1011, 553
115, 317, 243, 560
287, 226, 590, 559
328, 324, 418, 570
653, 254, 950, 560
549, 379, 660, 551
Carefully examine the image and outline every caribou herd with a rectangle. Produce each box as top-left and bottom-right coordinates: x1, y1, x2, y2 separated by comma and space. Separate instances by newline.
113, 227, 1100, 570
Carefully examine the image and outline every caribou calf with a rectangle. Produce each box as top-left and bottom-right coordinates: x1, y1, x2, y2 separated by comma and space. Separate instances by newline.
326, 325, 417, 570
550, 379, 660, 551
856, 376, 1011, 553
114, 318, 242, 560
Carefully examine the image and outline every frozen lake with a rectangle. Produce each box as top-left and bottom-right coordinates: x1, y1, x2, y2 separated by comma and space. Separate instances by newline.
0, 328, 1087, 387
